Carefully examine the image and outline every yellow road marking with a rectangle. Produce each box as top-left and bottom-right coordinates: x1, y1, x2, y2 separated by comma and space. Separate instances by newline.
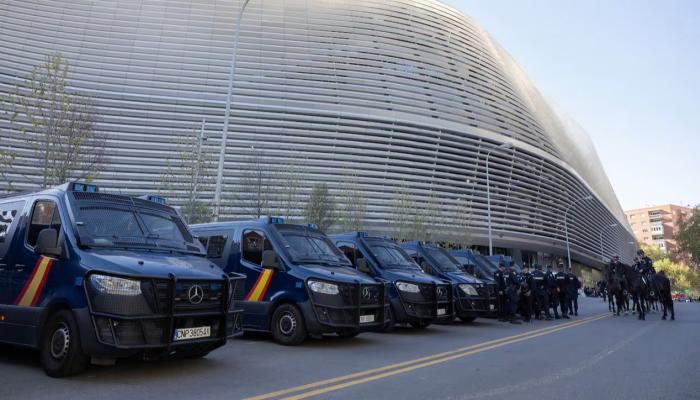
244, 313, 609, 400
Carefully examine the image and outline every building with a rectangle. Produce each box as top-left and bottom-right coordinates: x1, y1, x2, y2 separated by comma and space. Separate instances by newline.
625, 204, 693, 258
0, 0, 635, 270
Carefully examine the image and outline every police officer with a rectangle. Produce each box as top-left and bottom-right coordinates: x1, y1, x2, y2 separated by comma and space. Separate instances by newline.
532, 264, 552, 320
506, 261, 521, 324
545, 264, 561, 319
494, 263, 509, 322
566, 267, 581, 316
519, 264, 533, 322
636, 249, 655, 275
555, 263, 570, 319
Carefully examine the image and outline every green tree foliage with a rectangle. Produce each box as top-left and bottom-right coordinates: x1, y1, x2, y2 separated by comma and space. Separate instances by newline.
639, 243, 666, 263
0, 150, 15, 191
159, 124, 213, 224
675, 206, 700, 269
303, 182, 336, 232
655, 258, 691, 291
1, 54, 105, 188
452, 196, 472, 249
338, 173, 367, 232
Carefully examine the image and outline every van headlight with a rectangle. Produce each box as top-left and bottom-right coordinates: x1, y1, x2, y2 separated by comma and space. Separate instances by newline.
90, 274, 142, 296
308, 280, 339, 295
396, 282, 420, 293
459, 284, 478, 296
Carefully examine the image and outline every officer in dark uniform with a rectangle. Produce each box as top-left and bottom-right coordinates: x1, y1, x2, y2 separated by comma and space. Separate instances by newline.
494, 264, 509, 322
566, 267, 581, 316
555, 263, 570, 319
636, 249, 655, 275
506, 261, 521, 324
545, 265, 561, 319
519, 264, 533, 322
532, 264, 552, 320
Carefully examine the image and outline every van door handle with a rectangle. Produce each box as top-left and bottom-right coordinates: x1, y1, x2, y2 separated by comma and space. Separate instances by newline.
14, 264, 25, 272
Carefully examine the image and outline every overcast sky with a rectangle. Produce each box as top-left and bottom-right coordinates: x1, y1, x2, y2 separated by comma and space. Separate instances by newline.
445, 0, 700, 210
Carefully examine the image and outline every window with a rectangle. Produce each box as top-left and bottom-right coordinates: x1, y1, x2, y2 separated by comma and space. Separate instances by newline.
337, 242, 357, 265
0, 201, 24, 257
27, 200, 61, 247
198, 235, 228, 258
242, 230, 273, 266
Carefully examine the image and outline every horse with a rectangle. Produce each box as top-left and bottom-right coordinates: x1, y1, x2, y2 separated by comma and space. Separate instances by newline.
605, 266, 626, 316
623, 264, 649, 320
654, 272, 675, 320
646, 275, 660, 313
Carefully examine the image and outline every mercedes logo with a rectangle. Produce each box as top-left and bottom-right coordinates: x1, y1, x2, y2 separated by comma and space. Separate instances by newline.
188, 284, 204, 305
361, 287, 371, 300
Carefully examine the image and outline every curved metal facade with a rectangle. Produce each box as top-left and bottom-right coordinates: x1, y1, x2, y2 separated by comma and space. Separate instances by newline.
0, 0, 635, 265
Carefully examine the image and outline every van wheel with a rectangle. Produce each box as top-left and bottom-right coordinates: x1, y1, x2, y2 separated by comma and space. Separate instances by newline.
409, 320, 431, 329
271, 304, 307, 346
40, 310, 89, 377
382, 307, 396, 333
459, 316, 477, 323
336, 329, 360, 338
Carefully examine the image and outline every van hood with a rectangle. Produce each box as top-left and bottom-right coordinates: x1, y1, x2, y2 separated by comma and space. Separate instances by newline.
442, 271, 482, 284
382, 269, 441, 284
301, 264, 377, 284
79, 249, 224, 280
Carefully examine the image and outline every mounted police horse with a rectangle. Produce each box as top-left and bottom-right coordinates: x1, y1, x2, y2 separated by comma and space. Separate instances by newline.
623, 264, 649, 320
605, 266, 626, 316
654, 271, 675, 320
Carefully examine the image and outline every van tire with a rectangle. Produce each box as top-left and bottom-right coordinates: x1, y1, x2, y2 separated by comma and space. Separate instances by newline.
271, 304, 306, 346
40, 310, 89, 377
382, 307, 396, 333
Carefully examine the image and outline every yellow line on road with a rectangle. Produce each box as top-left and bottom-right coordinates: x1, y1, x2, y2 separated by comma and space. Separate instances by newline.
244, 313, 609, 400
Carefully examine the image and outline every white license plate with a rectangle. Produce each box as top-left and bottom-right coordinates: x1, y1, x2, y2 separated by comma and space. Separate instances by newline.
490, 304, 495, 311
437, 308, 447, 316
360, 314, 375, 324
173, 326, 211, 341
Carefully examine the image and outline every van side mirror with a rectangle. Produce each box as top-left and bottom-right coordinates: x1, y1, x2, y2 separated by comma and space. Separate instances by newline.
356, 258, 371, 274
35, 228, 62, 258
262, 250, 283, 271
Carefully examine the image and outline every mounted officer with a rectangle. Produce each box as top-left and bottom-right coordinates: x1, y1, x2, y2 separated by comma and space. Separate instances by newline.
555, 262, 570, 319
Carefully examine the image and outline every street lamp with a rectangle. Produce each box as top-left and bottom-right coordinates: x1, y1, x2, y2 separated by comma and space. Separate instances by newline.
213, 0, 253, 222
599, 223, 617, 263
485, 142, 514, 256
564, 195, 593, 270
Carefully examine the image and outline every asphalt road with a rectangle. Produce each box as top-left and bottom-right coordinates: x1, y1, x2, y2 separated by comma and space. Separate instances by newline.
1, 298, 698, 400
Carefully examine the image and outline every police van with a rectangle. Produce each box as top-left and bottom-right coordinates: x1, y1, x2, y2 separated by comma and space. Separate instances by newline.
400, 242, 495, 322
190, 218, 387, 345
449, 249, 499, 317
329, 232, 452, 330
0, 183, 245, 377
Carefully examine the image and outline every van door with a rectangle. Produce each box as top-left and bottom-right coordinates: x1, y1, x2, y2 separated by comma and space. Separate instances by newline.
239, 229, 281, 329
336, 241, 371, 275
0, 200, 25, 305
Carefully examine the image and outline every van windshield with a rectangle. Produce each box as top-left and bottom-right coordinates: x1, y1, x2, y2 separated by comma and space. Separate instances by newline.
424, 247, 464, 273
73, 204, 201, 255
276, 226, 350, 267
366, 239, 420, 270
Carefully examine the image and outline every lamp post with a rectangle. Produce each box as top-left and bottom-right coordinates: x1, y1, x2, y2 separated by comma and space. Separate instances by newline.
485, 142, 514, 256
564, 195, 593, 270
599, 223, 618, 263
213, 0, 253, 222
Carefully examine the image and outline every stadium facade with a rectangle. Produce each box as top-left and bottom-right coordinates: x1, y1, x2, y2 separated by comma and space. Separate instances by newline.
0, 0, 636, 270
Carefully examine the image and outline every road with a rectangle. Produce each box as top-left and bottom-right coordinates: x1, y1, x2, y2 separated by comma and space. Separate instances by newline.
1, 298, 698, 400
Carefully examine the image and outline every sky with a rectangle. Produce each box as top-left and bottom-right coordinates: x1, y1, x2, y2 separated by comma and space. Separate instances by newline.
444, 0, 700, 210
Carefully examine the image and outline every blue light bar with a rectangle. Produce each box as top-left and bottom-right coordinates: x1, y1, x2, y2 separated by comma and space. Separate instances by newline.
357, 231, 368, 238
304, 223, 319, 229
138, 195, 166, 205
70, 182, 99, 193
269, 217, 285, 224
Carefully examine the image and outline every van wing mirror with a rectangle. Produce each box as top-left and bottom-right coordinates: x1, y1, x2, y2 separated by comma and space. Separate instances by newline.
35, 228, 62, 258
356, 258, 370, 274
262, 250, 283, 271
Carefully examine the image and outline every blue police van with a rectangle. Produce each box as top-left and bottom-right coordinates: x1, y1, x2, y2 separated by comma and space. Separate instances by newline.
400, 242, 496, 322
329, 232, 453, 330
449, 249, 499, 317
190, 218, 387, 345
0, 183, 245, 377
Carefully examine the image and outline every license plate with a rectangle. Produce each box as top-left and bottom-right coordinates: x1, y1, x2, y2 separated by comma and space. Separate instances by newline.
173, 326, 211, 341
360, 314, 375, 324
490, 304, 495, 311
437, 308, 446, 316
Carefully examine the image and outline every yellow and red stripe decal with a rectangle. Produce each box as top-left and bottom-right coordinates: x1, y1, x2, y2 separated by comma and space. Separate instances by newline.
15, 256, 54, 307
244, 269, 273, 302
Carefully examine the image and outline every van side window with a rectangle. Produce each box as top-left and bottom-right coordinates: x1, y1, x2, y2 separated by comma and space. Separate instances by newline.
0, 201, 24, 257
27, 200, 61, 247
206, 236, 227, 258
242, 230, 273, 266
337, 242, 357, 265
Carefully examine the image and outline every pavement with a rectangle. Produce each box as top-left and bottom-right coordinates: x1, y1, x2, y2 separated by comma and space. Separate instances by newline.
1, 297, 698, 400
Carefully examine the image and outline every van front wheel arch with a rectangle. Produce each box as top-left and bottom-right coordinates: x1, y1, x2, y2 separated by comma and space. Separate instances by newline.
40, 310, 89, 377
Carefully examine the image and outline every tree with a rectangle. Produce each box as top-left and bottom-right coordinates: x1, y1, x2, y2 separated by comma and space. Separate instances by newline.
675, 206, 700, 269
389, 183, 420, 241
238, 147, 275, 219
159, 123, 213, 224
639, 243, 666, 263
1, 54, 105, 188
451, 196, 472, 249
0, 150, 14, 191
655, 258, 691, 292
276, 157, 306, 221
338, 173, 367, 232
303, 182, 336, 231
